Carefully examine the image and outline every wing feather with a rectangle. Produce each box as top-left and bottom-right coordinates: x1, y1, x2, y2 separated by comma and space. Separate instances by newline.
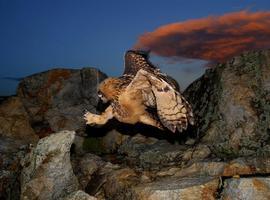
127, 69, 194, 133
124, 50, 156, 75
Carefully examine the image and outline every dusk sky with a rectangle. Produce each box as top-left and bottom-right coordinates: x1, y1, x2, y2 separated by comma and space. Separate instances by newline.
1, 0, 270, 95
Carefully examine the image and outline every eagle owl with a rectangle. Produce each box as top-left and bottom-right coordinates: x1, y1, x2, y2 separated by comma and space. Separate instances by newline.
84, 50, 194, 133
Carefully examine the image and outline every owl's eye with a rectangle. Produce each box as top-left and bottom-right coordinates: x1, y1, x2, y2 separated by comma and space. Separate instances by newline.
98, 91, 103, 98
98, 91, 108, 103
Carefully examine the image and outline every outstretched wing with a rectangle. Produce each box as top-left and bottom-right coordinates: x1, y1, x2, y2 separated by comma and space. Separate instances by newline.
123, 50, 180, 91
123, 50, 156, 75
127, 69, 194, 133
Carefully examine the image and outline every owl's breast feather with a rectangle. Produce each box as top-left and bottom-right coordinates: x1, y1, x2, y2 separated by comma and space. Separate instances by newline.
114, 88, 146, 124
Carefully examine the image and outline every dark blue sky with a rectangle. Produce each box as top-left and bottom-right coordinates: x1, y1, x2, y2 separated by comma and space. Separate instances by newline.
1, 0, 270, 95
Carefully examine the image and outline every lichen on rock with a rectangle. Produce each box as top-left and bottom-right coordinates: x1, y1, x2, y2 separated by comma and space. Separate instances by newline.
20, 130, 79, 200
184, 49, 270, 158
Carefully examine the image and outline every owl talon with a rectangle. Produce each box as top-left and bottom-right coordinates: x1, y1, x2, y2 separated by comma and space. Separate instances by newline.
84, 112, 97, 125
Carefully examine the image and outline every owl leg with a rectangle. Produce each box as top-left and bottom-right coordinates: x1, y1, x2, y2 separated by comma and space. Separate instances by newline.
84, 106, 113, 125
139, 114, 164, 130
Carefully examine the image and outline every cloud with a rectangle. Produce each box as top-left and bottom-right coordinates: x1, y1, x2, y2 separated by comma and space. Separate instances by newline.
134, 10, 270, 63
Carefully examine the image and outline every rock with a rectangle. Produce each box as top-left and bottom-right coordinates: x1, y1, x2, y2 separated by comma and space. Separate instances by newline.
118, 134, 188, 169
72, 153, 106, 190
17, 68, 107, 136
103, 168, 140, 199
101, 129, 129, 154
71, 152, 121, 196
184, 49, 270, 158
81, 129, 129, 155
156, 167, 182, 177
133, 177, 219, 200
172, 157, 270, 178
182, 144, 211, 162
0, 136, 29, 200
0, 97, 38, 143
0, 97, 37, 200
73, 135, 86, 155
174, 161, 225, 178
100, 169, 220, 199
185, 138, 196, 145
222, 157, 270, 177
222, 177, 270, 200
63, 190, 97, 200
20, 130, 79, 200
3, 50, 270, 199
192, 144, 211, 160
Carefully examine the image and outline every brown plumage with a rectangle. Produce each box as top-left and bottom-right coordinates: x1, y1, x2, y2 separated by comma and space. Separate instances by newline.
84, 50, 194, 133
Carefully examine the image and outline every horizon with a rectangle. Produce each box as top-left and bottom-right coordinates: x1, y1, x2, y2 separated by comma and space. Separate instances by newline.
1, 1, 270, 96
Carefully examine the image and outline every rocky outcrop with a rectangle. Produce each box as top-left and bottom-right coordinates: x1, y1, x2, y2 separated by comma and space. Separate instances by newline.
118, 133, 210, 169
222, 177, 270, 200
0, 137, 29, 200
63, 190, 97, 200
71, 152, 125, 198
0, 97, 38, 200
185, 49, 270, 158
2, 50, 270, 199
0, 67, 106, 200
133, 177, 219, 200
17, 68, 107, 136
20, 130, 79, 200
0, 97, 38, 143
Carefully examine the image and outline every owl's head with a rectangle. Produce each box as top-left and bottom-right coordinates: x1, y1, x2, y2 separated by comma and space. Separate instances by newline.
98, 78, 121, 103
125, 50, 150, 61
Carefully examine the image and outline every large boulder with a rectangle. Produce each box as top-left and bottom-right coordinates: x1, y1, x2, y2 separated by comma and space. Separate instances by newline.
222, 177, 270, 200
0, 137, 29, 200
20, 130, 79, 200
101, 169, 219, 200
0, 97, 38, 200
0, 97, 38, 143
63, 190, 97, 200
133, 177, 219, 200
2, 50, 270, 199
184, 49, 270, 158
118, 133, 210, 169
0, 67, 107, 199
17, 68, 107, 136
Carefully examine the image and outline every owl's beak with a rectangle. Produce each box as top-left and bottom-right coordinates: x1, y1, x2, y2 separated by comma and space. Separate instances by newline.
96, 96, 110, 112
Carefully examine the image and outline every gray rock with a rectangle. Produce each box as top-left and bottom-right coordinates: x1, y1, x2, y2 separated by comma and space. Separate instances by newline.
134, 177, 219, 200
222, 177, 270, 200
116, 177, 219, 200
0, 97, 38, 143
0, 97, 37, 200
2, 50, 270, 200
20, 130, 79, 200
184, 49, 270, 158
99, 168, 221, 200
17, 68, 107, 136
63, 190, 97, 200
118, 134, 187, 169
101, 129, 129, 153
0, 136, 28, 200
173, 157, 270, 178
182, 144, 211, 162
71, 151, 121, 197
72, 153, 106, 190
103, 168, 140, 199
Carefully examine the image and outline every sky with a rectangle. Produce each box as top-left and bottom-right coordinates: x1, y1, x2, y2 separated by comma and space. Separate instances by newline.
1, 0, 270, 95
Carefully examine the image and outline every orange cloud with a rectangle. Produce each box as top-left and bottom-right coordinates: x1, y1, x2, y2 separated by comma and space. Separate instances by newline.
134, 10, 270, 63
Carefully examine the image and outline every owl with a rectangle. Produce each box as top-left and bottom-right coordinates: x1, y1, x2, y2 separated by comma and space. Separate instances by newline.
84, 50, 194, 133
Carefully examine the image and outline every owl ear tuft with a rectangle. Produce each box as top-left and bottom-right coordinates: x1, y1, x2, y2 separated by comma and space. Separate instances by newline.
139, 49, 151, 59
